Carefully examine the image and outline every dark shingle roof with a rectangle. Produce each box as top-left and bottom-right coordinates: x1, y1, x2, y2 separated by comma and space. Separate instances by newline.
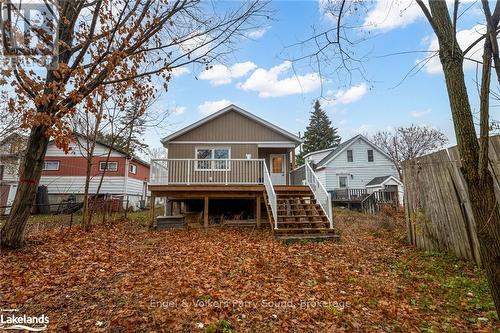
366, 175, 393, 186
316, 135, 360, 167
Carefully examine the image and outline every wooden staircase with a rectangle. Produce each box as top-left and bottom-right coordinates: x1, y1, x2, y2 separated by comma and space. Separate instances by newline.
269, 186, 338, 241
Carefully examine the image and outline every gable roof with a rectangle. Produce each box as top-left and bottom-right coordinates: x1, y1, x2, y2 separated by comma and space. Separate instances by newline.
315, 134, 393, 168
161, 104, 302, 144
303, 146, 337, 159
366, 175, 403, 187
315, 135, 361, 167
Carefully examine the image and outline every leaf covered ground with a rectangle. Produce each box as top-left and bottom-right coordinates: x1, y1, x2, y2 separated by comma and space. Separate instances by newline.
0, 210, 498, 332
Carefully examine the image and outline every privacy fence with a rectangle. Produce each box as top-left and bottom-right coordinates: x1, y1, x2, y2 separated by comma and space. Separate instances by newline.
402, 135, 500, 266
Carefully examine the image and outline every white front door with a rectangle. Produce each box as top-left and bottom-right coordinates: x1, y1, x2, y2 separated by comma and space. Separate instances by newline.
270, 154, 286, 185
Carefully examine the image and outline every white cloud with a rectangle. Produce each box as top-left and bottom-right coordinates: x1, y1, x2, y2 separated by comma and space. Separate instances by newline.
171, 67, 190, 78
363, 0, 422, 32
423, 24, 486, 74
199, 61, 257, 86
329, 83, 368, 105
245, 27, 270, 39
410, 109, 431, 117
179, 32, 211, 58
197, 99, 231, 115
238, 61, 321, 98
172, 106, 186, 115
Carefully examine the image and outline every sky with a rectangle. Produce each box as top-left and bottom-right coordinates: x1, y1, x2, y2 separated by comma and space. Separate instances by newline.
142, 0, 499, 153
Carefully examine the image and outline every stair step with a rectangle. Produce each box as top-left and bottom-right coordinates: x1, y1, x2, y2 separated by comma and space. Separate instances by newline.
278, 214, 326, 218
274, 228, 336, 233
278, 221, 328, 225
275, 234, 340, 241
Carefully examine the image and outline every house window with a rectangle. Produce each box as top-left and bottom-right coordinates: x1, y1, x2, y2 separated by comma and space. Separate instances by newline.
99, 161, 118, 171
195, 148, 230, 170
347, 150, 353, 162
129, 164, 137, 174
339, 176, 348, 188
0, 165, 4, 180
368, 149, 374, 162
43, 161, 59, 171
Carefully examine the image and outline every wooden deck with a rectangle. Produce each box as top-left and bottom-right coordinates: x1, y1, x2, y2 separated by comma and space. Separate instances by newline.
149, 184, 266, 198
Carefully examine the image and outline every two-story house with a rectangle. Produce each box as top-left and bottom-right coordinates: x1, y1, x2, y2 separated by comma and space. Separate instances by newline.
302, 134, 403, 207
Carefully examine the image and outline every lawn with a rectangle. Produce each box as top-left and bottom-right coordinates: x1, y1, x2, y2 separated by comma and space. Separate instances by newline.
0, 209, 498, 332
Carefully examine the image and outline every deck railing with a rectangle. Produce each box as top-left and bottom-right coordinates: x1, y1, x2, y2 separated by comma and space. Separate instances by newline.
263, 161, 278, 229
150, 159, 264, 185
331, 188, 368, 201
304, 162, 333, 228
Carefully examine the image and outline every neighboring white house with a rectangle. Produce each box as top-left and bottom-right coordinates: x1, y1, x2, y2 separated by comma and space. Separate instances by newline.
304, 134, 404, 205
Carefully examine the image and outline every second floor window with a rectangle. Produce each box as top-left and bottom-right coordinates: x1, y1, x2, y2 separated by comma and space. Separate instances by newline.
196, 148, 230, 170
43, 161, 59, 171
99, 161, 118, 172
368, 149, 374, 162
347, 150, 353, 162
129, 164, 137, 174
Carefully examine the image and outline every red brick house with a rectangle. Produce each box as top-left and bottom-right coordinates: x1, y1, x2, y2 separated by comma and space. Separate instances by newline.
1, 134, 150, 213
38, 135, 150, 210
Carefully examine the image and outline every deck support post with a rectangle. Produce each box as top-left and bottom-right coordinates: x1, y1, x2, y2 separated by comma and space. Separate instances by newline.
256, 196, 261, 228
204, 196, 209, 228
150, 194, 156, 229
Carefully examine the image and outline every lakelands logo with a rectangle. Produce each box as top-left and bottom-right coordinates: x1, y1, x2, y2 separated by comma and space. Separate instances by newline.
0, 309, 48, 332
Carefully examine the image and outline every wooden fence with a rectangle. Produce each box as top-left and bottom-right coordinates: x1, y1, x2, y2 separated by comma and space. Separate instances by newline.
402, 135, 500, 266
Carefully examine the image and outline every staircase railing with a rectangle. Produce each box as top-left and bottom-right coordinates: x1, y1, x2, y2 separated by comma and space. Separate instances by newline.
361, 192, 377, 214
263, 161, 278, 229
304, 162, 333, 228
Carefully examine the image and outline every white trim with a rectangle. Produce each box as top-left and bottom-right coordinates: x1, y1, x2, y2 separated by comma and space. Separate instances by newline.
99, 161, 118, 172
257, 142, 295, 148
43, 160, 60, 171
303, 146, 336, 159
129, 163, 137, 174
346, 149, 353, 162
167, 141, 297, 145
320, 134, 393, 167
161, 104, 302, 144
194, 146, 231, 171
338, 175, 349, 188
367, 149, 374, 162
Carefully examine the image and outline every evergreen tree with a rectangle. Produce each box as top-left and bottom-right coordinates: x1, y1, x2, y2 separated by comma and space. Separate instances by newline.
297, 100, 340, 166
98, 100, 148, 155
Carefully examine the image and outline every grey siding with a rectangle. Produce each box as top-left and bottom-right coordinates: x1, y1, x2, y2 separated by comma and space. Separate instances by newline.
173, 110, 295, 142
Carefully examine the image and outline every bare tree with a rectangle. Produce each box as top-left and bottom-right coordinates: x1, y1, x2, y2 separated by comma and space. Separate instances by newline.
0, 0, 270, 249
288, 0, 500, 314
372, 125, 448, 179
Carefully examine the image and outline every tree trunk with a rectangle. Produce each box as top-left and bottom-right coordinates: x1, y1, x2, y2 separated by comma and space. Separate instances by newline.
0, 126, 50, 249
428, 0, 500, 314
82, 152, 93, 230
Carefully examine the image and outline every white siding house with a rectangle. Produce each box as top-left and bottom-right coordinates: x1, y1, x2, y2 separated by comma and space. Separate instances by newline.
305, 135, 403, 204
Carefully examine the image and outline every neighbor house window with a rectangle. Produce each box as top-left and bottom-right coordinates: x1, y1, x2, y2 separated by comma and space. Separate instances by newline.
347, 150, 353, 162
195, 148, 230, 170
43, 161, 59, 171
367, 149, 374, 162
99, 161, 118, 171
0, 165, 4, 180
129, 164, 137, 174
339, 176, 348, 188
